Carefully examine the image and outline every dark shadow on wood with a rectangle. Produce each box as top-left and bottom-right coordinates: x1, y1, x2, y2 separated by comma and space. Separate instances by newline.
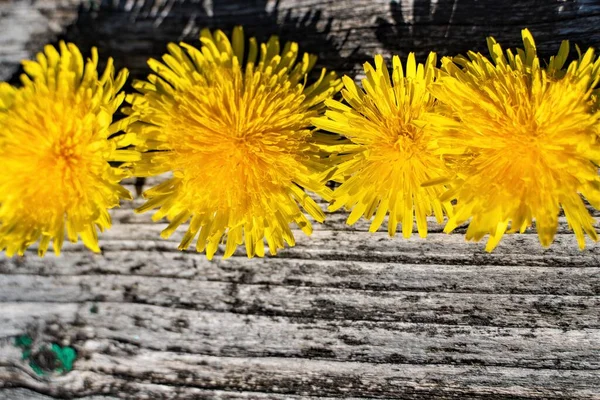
6, 0, 364, 85
376, 0, 600, 61
212, 0, 368, 74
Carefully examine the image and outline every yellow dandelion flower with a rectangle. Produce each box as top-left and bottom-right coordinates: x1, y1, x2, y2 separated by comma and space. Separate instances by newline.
0, 82, 16, 113
427, 29, 600, 251
126, 26, 341, 259
313, 53, 453, 238
0, 42, 139, 257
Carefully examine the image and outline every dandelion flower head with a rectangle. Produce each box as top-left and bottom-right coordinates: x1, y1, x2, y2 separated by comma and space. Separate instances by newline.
428, 29, 600, 251
313, 53, 453, 238
127, 26, 341, 259
0, 43, 138, 257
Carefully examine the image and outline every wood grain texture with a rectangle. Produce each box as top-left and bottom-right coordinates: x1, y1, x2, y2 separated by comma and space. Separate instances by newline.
2, 0, 600, 399
0, 0, 82, 80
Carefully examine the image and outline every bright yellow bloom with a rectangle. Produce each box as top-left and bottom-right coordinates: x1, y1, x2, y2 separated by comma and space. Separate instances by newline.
0, 82, 16, 112
0, 83, 16, 134
0, 43, 139, 257
428, 29, 600, 251
313, 53, 453, 238
126, 26, 341, 259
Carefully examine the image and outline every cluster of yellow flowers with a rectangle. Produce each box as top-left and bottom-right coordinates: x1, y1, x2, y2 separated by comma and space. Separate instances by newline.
1, 27, 599, 259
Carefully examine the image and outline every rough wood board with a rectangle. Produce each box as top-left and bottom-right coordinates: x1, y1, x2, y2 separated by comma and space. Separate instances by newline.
0, 0, 82, 81
1, 0, 600, 399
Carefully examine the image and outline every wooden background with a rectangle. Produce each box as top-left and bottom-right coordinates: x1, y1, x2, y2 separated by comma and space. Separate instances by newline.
2, 0, 600, 398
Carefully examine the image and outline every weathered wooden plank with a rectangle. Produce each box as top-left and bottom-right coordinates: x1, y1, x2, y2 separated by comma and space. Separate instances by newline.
2, 352, 600, 400
3, 0, 600, 83
2, 274, 600, 328
3, 235, 600, 281
0, 388, 356, 400
3, 251, 600, 294
3, 301, 600, 370
0, 389, 118, 400
20, 229, 600, 267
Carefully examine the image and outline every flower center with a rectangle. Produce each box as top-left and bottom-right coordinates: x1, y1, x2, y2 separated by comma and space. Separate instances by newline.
52, 138, 83, 169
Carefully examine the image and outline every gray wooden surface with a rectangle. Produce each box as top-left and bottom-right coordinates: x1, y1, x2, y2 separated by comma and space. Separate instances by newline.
1, 0, 600, 399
